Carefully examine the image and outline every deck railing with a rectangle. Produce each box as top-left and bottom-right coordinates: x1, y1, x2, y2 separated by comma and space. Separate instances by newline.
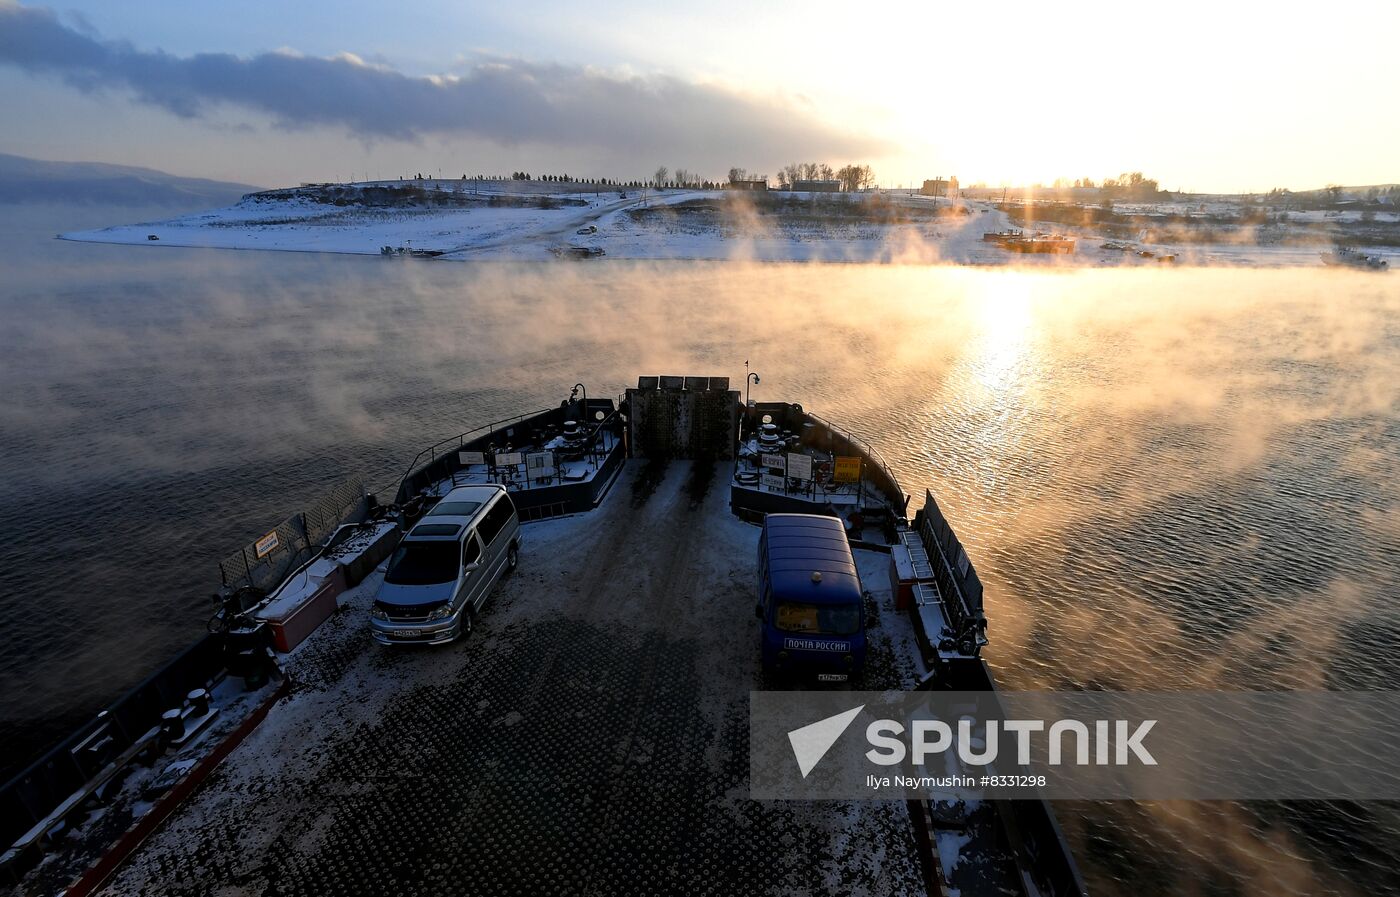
395, 408, 555, 503
803, 410, 909, 514
395, 401, 621, 506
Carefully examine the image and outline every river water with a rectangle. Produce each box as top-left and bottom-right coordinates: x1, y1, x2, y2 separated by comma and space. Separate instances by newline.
2, 204, 1398, 895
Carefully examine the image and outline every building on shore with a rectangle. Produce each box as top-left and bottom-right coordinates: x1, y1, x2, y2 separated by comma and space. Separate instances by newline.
792, 179, 841, 193
730, 177, 769, 191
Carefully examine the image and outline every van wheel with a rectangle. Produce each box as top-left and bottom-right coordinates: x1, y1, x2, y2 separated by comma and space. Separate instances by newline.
506, 544, 519, 572
460, 612, 473, 640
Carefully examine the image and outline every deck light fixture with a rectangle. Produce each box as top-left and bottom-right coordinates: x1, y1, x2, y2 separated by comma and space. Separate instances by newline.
570, 383, 593, 469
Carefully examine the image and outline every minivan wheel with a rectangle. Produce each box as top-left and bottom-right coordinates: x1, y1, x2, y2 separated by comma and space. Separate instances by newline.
506, 544, 519, 571
460, 612, 473, 639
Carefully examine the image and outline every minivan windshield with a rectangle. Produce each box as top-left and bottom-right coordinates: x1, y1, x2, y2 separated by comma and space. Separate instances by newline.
774, 602, 862, 636
383, 541, 460, 585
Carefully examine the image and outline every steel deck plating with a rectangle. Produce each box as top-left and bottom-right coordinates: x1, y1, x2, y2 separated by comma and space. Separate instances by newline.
94, 461, 926, 897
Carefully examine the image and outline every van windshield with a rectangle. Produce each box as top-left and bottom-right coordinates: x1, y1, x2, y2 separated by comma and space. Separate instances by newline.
774, 602, 862, 636
384, 541, 460, 585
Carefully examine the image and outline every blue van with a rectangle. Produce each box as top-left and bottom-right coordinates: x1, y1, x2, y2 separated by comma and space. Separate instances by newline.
756, 514, 867, 683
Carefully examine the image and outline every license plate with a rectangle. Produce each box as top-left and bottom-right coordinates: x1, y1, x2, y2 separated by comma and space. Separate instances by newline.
394, 629, 421, 638
817, 673, 848, 683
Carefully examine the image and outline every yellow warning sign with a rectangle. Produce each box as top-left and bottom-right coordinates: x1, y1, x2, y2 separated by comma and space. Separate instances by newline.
833, 456, 861, 483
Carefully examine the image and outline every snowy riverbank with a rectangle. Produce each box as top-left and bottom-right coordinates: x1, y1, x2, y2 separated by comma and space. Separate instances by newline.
58, 182, 1383, 268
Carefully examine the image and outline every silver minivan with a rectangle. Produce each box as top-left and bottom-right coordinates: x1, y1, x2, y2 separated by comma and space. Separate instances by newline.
370, 485, 520, 645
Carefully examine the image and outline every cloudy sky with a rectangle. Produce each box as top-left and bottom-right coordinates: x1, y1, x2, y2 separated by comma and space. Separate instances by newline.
0, 0, 1395, 192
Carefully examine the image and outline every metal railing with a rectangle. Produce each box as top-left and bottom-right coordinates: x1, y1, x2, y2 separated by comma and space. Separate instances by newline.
804, 410, 909, 513
450, 407, 624, 492
395, 408, 554, 501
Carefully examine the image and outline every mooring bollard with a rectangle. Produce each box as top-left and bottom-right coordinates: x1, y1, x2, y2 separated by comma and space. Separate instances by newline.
187, 687, 210, 716
161, 707, 185, 742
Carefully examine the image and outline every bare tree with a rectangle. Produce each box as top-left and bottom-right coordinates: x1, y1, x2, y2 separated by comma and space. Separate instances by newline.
831, 164, 875, 192
654, 166, 669, 189
727, 167, 748, 184
674, 168, 691, 188
835, 165, 861, 192
818, 163, 834, 181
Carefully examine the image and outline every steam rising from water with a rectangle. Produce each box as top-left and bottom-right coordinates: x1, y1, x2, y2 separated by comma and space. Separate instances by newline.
1, 205, 1398, 894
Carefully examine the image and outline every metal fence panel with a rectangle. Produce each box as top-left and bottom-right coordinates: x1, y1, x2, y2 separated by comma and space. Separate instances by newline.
304, 477, 366, 547
218, 478, 365, 591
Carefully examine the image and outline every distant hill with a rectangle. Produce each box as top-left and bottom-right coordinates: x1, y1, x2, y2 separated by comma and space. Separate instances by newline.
0, 153, 259, 206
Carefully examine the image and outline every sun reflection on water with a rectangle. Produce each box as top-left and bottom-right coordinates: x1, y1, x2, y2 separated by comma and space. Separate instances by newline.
971, 273, 1037, 393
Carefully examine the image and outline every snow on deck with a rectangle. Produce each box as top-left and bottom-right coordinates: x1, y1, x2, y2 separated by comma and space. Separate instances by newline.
96, 460, 926, 897
12, 677, 273, 896
258, 556, 340, 619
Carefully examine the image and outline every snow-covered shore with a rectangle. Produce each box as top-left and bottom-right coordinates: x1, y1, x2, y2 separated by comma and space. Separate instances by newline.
58, 183, 1382, 268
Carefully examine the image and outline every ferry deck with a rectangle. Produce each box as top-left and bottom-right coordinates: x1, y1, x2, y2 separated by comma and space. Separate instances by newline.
95, 460, 930, 896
